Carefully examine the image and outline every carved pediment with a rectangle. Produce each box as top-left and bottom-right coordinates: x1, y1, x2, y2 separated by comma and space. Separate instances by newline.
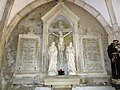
41, 2, 80, 28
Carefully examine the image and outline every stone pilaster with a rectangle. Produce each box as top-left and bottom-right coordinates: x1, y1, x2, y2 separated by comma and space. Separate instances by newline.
42, 22, 48, 75
0, 0, 15, 68
0, 0, 15, 90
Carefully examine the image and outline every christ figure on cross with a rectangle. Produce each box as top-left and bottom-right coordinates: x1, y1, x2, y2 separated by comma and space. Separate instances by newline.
49, 21, 72, 70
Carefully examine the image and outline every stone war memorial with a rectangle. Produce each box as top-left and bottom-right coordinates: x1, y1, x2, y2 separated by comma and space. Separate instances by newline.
0, 0, 117, 90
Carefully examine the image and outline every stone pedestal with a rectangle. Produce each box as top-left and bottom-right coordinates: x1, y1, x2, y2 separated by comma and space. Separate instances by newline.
44, 75, 80, 90
44, 75, 80, 88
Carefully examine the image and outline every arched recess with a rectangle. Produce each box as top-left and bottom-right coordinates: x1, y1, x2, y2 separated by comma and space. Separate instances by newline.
0, 0, 112, 65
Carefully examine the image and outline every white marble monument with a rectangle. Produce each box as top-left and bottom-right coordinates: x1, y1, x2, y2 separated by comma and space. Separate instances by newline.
12, 2, 109, 90
49, 21, 72, 70
14, 27, 40, 77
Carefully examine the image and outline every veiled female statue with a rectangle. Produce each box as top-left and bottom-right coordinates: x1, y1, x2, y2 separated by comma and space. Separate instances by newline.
48, 42, 58, 75
66, 42, 76, 75
49, 21, 72, 70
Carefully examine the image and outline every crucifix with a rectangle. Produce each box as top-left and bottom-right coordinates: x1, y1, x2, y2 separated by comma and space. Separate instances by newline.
49, 21, 73, 70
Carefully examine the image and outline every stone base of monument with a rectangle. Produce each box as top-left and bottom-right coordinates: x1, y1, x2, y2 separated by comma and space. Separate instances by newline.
44, 75, 80, 90
44, 75, 80, 87
12, 73, 109, 86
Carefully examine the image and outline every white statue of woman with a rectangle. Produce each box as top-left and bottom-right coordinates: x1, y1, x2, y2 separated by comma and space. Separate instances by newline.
49, 21, 72, 69
66, 42, 76, 75
48, 42, 58, 75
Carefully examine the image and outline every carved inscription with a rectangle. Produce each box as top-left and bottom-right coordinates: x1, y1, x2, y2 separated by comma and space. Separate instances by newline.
15, 34, 40, 74
20, 38, 37, 68
83, 37, 103, 72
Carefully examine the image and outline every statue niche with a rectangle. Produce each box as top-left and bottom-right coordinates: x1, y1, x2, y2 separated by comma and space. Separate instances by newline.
48, 20, 76, 75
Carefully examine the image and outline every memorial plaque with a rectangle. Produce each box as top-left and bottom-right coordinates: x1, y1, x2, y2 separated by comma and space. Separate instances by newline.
15, 34, 40, 74
82, 36, 104, 72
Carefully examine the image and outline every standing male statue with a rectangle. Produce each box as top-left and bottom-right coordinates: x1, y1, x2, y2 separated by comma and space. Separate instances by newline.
66, 42, 76, 75
49, 21, 72, 70
48, 42, 58, 75
107, 40, 119, 79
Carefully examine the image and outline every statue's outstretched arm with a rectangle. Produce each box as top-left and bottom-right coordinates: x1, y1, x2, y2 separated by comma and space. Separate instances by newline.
49, 28, 59, 37
63, 28, 73, 37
